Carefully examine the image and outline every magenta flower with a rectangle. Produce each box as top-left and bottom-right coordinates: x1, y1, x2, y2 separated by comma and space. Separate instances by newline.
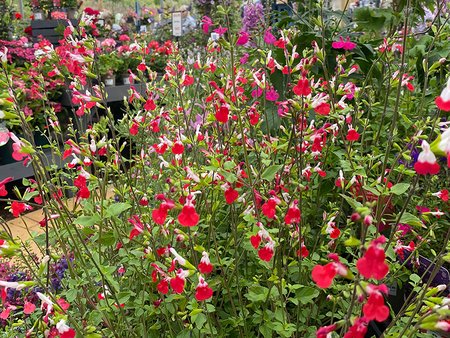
236, 31, 250, 46
202, 16, 212, 34
265, 87, 279, 101
214, 26, 228, 36
264, 29, 276, 45
332, 37, 357, 51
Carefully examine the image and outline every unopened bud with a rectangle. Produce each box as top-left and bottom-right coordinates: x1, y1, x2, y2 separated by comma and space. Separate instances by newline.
351, 213, 361, 222
363, 215, 373, 226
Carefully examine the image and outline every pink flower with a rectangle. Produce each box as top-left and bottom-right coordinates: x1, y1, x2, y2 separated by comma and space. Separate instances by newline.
214, 26, 228, 36
265, 87, 279, 101
202, 16, 213, 34
236, 31, 249, 46
23, 301, 36, 315
264, 29, 277, 45
332, 36, 357, 50
0, 177, 13, 197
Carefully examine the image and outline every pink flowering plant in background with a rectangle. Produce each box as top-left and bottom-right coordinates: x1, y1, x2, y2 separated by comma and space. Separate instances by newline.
0, 1, 449, 337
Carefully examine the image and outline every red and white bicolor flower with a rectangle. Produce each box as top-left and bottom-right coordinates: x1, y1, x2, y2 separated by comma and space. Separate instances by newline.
414, 140, 440, 175
56, 319, 76, 338
438, 128, 450, 167
435, 77, 450, 111
198, 251, 213, 274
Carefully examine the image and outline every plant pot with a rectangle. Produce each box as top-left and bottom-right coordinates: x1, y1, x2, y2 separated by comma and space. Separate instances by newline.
103, 75, 116, 87
122, 74, 134, 85
33, 10, 45, 20
64, 8, 77, 20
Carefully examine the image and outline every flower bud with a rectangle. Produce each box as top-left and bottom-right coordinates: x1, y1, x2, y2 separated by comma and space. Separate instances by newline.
363, 215, 373, 226
351, 212, 361, 222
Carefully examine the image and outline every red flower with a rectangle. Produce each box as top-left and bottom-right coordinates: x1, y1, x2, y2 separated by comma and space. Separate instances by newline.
195, 277, 213, 301
224, 187, 239, 204
285, 201, 301, 224
258, 243, 274, 261
433, 189, 449, 202
152, 207, 168, 225
10, 201, 31, 217
60, 329, 76, 338
178, 200, 199, 227
297, 245, 309, 258
137, 62, 147, 72
250, 234, 261, 249
144, 98, 156, 111
363, 292, 389, 322
215, 106, 229, 123
356, 236, 389, 280
261, 198, 277, 219
172, 141, 184, 155
170, 275, 185, 294
414, 140, 440, 175
435, 78, 450, 111
14, 12, 22, 20
346, 128, 360, 141
157, 279, 169, 294
198, 251, 213, 274
129, 122, 139, 135
317, 324, 337, 338
314, 102, 331, 116
343, 317, 368, 338
311, 262, 337, 288
183, 75, 194, 86
293, 78, 311, 96
0, 177, 13, 197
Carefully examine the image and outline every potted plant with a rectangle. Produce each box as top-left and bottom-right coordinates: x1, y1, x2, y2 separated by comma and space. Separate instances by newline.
61, 0, 77, 19
97, 52, 123, 86
117, 54, 140, 85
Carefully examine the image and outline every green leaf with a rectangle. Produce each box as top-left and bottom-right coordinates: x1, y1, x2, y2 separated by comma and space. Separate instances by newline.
74, 214, 101, 227
340, 194, 363, 210
295, 286, 319, 304
399, 212, 424, 228
390, 183, 410, 195
106, 202, 131, 217
261, 165, 283, 181
344, 237, 361, 247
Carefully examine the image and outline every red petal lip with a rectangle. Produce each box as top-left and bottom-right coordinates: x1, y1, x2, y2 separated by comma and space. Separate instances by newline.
436, 96, 450, 111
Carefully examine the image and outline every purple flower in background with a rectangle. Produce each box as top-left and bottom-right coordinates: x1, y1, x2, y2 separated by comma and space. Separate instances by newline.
242, 2, 265, 33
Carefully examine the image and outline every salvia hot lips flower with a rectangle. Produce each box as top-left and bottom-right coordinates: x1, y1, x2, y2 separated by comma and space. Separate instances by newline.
356, 236, 389, 280
311, 253, 350, 288
414, 140, 440, 175
177, 195, 200, 227
195, 276, 213, 301
435, 77, 450, 111
198, 251, 213, 274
